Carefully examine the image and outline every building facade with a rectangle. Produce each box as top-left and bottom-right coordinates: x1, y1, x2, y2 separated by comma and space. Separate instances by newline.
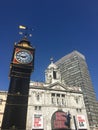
0, 60, 90, 130
1, 50, 98, 130
27, 81, 89, 130
55, 50, 98, 127
26, 61, 90, 130
0, 91, 7, 128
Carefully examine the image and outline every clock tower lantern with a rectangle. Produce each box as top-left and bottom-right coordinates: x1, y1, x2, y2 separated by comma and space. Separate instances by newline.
1, 37, 35, 130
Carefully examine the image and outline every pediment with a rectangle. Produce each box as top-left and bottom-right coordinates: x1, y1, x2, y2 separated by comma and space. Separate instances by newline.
48, 82, 68, 91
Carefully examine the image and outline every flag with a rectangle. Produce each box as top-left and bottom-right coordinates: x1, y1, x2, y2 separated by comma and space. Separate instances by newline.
19, 25, 26, 29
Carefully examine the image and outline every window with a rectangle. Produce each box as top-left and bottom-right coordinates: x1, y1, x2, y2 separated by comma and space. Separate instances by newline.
62, 99, 64, 105
37, 94, 40, 101
52, 98, 55, 104
0, 99, 2, 104
62, 94, 65, 97
39, 106, 41, 110
35, 106, 41, 111
53, 71, 56, 79
80, 109, 82, 112
76, 108, 82, 112
57, 98, 59, 104
35, 106, 37, 110
52, 93, 55, 96
51, 93, 66, 105
76, 98, 78, 103
57, 94, 60, 97
76, 108, 78, 112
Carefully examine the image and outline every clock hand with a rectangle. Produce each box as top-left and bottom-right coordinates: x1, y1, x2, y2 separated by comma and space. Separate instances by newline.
21, 56, 26, 58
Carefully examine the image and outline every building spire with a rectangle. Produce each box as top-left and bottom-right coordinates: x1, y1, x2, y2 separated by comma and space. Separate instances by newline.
50, 57, 54, 63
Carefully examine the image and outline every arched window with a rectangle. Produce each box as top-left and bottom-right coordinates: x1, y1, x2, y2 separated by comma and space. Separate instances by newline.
51, 110, 71, 130
53, 71, 57, 79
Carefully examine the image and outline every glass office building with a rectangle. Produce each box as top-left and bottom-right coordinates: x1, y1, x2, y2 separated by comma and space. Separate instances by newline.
55, 50, 98, 127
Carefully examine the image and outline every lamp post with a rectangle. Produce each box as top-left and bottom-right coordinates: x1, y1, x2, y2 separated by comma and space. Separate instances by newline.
73, 116, 78, 130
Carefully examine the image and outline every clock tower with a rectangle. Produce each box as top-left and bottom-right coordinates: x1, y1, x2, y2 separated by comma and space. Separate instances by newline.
1, 37, 35, 130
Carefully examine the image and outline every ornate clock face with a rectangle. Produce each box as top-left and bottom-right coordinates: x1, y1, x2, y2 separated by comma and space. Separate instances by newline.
15, 50, 33, 64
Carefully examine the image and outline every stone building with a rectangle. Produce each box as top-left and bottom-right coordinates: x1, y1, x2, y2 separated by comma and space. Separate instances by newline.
0, 91, 7, 128
26, 60, 90, 130
0, 60, 90, 130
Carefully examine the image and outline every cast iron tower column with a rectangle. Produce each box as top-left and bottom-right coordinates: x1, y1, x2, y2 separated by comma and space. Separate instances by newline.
1, 37, 35, 130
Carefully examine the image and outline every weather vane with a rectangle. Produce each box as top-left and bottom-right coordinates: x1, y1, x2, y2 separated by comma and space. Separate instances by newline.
19, 25, 33, 38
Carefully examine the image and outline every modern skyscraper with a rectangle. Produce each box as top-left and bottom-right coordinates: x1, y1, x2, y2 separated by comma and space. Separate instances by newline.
55, 50, 98, 127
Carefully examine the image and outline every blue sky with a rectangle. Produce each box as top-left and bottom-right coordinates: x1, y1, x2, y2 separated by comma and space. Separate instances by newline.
0, 0, 98, 99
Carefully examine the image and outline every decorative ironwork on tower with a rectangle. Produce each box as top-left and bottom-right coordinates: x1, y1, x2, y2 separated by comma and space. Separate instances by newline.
1, 26, 35, 130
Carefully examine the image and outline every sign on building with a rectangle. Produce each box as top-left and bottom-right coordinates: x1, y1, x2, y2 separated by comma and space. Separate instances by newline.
77, 115, 87, 129
32, 114, 43, 129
